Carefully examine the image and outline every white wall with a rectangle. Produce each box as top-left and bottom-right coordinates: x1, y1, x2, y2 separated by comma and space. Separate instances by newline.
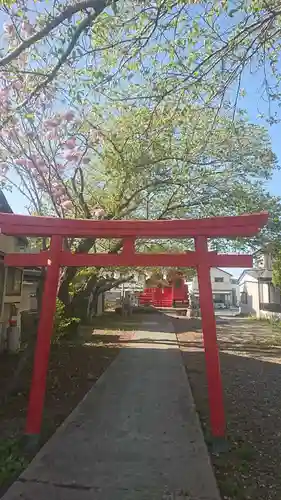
259, 282, 269, 303
191, 268, 232, 292
190, 268, 238, 305
255, 251, 273, 271
20, 282, 38, 312
239, 278, 260, 316
260, 310, 281, 321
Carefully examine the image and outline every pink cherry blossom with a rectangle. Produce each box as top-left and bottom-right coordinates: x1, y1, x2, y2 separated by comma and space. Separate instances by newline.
3, 23, 15, 35
53, 186, 64, 195
46, 132, 57, 140
52, 191, 61, 200
12, 80, 23, 91
0, 89, 10, 108
60, 194, 69, 203
64, 137, 76, 149
38, 164, 49, 173
37, 159, 47, 168
7, 129, 17, 139
63, 151, 73, 161
21, 21, 34, 36
52, 184, 65, 197
28, 156, 38, 166
18, 52, 27, 65
0, 162, 8, 174
0, 101, 9, 112
64, 111, 75, 122
93, 208, 105, 218
15, 158, 28, 166
44, 119, 59, 129
63, 150, 81, 162
61, 200, 73, 210
0, 88, 10, 97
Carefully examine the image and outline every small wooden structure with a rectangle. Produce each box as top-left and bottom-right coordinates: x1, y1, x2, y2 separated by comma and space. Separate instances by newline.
139, 273, 189, 307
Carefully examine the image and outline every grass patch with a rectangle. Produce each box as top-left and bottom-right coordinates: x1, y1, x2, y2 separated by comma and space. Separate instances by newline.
0, 439, 28, 486
0, 310, 146, 493
91, 311, 146, 332
247, 314, 281, 329
235, 443, 255, 462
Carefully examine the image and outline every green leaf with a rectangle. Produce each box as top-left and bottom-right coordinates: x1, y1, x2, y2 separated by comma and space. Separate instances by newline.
24, 113, 34, 121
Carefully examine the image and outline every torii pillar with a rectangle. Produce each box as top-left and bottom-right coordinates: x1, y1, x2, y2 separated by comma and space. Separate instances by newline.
0, 211, 268, 449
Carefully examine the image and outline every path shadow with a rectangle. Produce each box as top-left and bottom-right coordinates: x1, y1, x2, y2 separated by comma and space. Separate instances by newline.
88, 310, 204, 335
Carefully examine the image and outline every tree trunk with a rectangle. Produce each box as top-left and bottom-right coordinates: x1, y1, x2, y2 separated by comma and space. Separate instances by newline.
65, 273, 99, 319
58, 237, 96, 306
58, 238, 124, 318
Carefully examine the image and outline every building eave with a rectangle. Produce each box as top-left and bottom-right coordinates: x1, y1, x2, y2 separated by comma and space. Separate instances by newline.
215, 267, 233, 276
0, 190, 28, 246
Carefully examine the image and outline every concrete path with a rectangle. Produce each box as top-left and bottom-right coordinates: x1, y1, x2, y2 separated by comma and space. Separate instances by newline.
3, 314, 221, 500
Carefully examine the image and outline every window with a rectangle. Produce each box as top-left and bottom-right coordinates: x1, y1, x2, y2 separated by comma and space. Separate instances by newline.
240, 291, 248, 305
214, 277, 224, 283
6, 268, 23, 295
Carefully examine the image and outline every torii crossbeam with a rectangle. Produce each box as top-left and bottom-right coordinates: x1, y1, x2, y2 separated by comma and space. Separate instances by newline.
0, 211, 268, 443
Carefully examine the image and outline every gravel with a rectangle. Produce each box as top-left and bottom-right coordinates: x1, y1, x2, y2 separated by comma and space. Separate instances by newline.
170, 315, 281, 500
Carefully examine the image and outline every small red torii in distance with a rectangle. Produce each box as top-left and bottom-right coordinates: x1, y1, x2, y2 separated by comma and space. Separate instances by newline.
0, 211, 268, 444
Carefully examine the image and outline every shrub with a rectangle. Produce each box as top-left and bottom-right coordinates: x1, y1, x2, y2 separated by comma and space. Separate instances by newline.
53, 299, 80, 342
0, 439, 28, 486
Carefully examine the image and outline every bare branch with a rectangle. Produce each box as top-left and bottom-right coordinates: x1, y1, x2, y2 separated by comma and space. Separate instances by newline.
19, 12, 98, 105
0, 0, 112, 68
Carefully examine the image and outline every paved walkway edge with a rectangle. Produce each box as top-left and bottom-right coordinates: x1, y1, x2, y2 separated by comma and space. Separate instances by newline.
2, 315, 221, 500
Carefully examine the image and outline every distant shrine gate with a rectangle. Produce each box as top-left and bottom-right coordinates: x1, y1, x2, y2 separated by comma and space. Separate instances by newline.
0, 212, 268, 440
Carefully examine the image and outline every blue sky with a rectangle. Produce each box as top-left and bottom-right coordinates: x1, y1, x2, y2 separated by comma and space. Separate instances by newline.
5, 78, 281, 280
2, 5, 281, 280
224, 72, 281, 277
4, 71, 281, 281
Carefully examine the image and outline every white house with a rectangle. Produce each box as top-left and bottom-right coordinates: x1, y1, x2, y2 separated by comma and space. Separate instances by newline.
238, 246, 281, 319
188, 267, 238, 307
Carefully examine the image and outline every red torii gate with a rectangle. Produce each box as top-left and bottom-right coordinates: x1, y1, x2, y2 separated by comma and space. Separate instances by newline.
0, 211, 268, 443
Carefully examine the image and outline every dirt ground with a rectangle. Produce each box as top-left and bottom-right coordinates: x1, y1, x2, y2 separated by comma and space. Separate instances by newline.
171, 314, 281, 500
3, 310, 281, 499
0, 312, 143, 496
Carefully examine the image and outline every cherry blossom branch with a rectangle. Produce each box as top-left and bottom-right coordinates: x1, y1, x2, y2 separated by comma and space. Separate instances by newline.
0, 132, 41, 211
2, 171, 39, 212
26, 123, 70, 217
18, 118, 61, 216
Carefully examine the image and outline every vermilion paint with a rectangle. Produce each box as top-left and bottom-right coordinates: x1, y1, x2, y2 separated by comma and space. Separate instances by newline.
195, 236, 225, 437
25, 236, 62, 436
0, 211, 268, 438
